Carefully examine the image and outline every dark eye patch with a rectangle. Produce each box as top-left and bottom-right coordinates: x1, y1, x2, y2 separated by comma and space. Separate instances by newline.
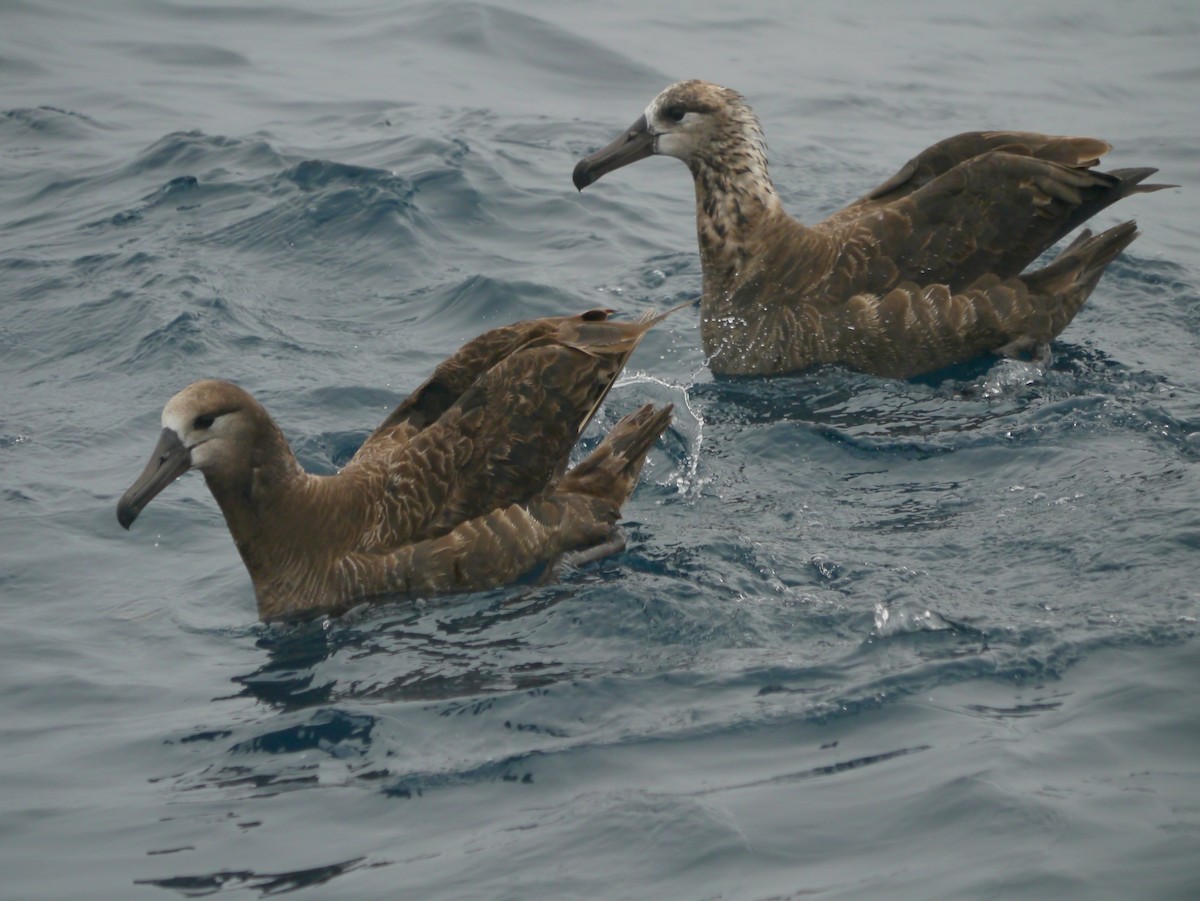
193, 413, 216, 430
664, 104, 687, 123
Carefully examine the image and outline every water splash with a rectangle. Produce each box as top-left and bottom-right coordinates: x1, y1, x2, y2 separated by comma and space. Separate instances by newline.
873, 602, 957, 637
617, 365, 710, 497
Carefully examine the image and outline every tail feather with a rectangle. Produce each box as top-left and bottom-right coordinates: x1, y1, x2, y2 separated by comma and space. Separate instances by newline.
558, 403, 674, 505
1026, 220, 1139, 295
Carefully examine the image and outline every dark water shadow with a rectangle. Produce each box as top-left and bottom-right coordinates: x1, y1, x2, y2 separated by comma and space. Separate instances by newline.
223, 580, 588, 714
692, 743, 931, 797
686, 340, 1179, 456
135, 856, 369, 898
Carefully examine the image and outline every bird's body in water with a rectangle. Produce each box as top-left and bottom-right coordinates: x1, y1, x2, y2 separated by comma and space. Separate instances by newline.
117, 309, 676, 621
573, 79, 1172, 378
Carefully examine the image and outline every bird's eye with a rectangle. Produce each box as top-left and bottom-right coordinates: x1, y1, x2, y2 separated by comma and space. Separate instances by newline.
664, 105, 687, 123
193, 414, 216, 430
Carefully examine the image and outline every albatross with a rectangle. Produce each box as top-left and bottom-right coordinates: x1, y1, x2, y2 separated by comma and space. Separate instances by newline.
573, 80, 1171, 378
117, 309, 675, 621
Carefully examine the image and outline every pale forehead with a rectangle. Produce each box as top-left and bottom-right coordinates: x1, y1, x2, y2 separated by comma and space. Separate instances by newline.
162, 391, 196, 431
161, 379, 245, 428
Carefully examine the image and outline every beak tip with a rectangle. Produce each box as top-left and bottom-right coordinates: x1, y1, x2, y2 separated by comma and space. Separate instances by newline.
571, 163, 593, 192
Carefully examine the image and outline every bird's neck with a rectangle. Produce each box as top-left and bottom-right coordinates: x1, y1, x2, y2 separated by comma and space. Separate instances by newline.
688, 154, 838, 375
201, 421, 318, 612
689, 147, 786, 297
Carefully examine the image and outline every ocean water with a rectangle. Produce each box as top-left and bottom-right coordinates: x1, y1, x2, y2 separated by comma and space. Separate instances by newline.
3, 0, 1199, 898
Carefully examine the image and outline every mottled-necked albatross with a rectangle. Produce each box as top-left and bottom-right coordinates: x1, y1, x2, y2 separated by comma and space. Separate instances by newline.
117, 309, 675, 621
573, 80, 1172, 378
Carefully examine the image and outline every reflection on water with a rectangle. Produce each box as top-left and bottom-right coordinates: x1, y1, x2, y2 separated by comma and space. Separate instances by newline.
229, 585, 588, 713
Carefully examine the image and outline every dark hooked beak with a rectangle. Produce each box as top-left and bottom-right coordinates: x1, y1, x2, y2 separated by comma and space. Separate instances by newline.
572, 115, 655, 190
117, 428, 191, 530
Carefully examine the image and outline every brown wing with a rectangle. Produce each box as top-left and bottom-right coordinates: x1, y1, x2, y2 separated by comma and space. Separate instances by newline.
416, 312, 665, 537
349, 308, 615, 468
333, 491, 621, 602
837, 131, 1112, 214
330, 403, 675, 605
811, 131, 1166, 297
814, 144, 1165, 298
343, 308, 677, 549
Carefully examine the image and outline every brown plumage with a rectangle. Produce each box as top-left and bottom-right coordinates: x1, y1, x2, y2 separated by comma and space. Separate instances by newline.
117, 309, 675, 621
573, 80, 1173, 378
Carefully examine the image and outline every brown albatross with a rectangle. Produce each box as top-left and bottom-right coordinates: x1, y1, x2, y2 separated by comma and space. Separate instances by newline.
573, 80, 1172, 378
117, 309, 674, 621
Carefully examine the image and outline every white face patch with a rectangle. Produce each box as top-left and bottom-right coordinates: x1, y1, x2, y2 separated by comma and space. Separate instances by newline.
646, 95, 702, 161
655, 129, 693, 161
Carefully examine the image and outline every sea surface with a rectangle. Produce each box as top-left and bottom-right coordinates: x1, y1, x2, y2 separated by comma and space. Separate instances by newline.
2, 1, 1198, 898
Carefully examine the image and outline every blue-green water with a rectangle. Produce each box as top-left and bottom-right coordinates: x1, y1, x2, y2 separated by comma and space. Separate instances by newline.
3, 1, 1199, 898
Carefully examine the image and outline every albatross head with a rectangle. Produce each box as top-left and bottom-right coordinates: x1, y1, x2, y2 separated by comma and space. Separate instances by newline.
117, 379, 261, 529
573, 80, 767, 189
